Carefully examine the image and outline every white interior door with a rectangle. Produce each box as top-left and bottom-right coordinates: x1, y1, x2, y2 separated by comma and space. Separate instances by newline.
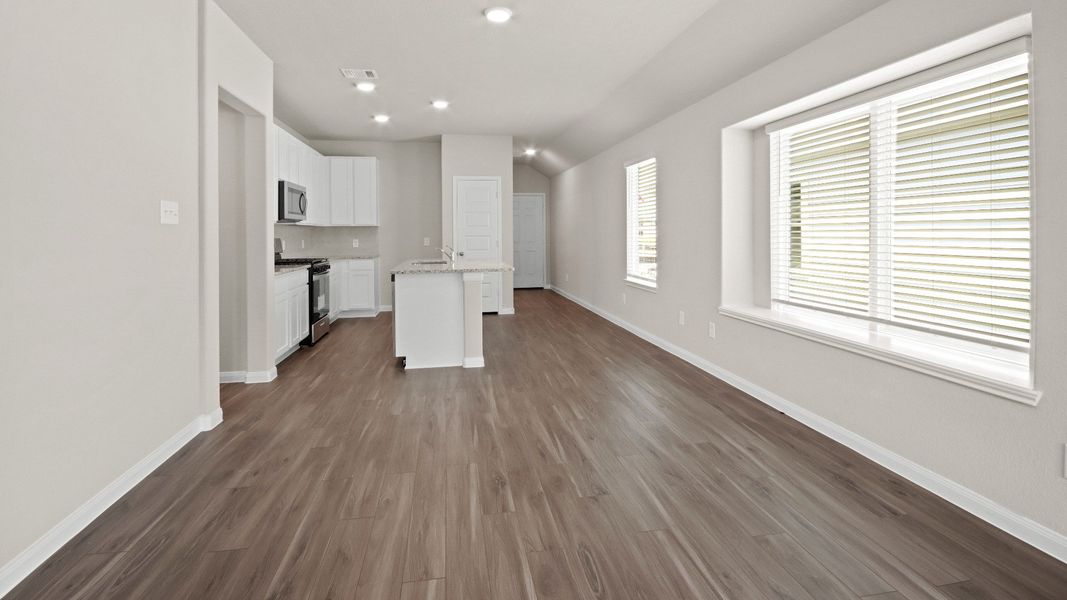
513, 194, 546, 288
454, 177, 501, 313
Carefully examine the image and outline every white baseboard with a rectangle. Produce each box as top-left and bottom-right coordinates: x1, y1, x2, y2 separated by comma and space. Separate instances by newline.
219, 371, 246, 384
0, 411, 222, 597
463, 357, 485, 368
549, 286, 1067, 564
498, 307, 515, 315
335, 308, 381, 319
199, 407, 224, 430
378, 304, 392, 312
244, 368, 277, 384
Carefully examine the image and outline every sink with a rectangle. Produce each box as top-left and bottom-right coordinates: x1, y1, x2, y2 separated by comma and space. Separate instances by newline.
411, 260, 449, 265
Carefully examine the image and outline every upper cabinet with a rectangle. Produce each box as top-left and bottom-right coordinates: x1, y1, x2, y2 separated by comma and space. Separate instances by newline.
304, 147, 330, 226
329, 156, 379, 226
274, 124, 378, 227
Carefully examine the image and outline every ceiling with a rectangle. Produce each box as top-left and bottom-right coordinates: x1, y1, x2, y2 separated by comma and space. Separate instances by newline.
216, 0, 888, 176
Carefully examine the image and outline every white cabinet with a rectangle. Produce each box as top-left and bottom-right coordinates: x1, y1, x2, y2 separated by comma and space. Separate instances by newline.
329, 157, 354, 226
274, 269, 310, 363
345, 268, 375, 311
329, 259, 378, 317
352, 157, 379, 225
275, 126, 330, 226
275, 125, 379, 227
274, 292, 289, 358
328, 269, 341, 321
328, 157, 379, 226
304, 153, 330, 226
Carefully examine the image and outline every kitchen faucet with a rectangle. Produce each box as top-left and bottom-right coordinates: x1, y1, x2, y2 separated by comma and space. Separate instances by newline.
438, 245, 456, 261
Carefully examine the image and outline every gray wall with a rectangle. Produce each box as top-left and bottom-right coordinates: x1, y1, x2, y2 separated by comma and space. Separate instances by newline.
0, 0, 200, 568
219, 102, 247, 372
549, 0, 1067, 539
441, 135, 515, 311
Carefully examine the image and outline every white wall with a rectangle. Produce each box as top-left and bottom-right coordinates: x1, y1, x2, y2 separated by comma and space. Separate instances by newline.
550, 0, 1067, 545
0, 0, 200, 572
441, 135, 515, 311
200, 0, 274, 401
308, 140, 442, 306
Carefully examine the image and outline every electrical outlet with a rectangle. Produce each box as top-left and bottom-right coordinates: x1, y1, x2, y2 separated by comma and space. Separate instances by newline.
708, 321, 716, 339
565, 273, 570, 282
423, 237, 431, 247
300, 239, 305, 249
678, 310, 686, 326
159, 200, 179, 225
622, 292, 627, 305
352, 238, 359, 248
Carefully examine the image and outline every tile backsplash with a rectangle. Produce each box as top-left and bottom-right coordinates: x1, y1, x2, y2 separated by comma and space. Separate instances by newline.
274, 224, 380, 257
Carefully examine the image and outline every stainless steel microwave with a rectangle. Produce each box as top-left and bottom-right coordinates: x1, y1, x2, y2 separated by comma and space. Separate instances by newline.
278, 180, 307, 223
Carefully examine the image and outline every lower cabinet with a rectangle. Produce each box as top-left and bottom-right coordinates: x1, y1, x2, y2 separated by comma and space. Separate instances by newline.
274, 269, 310, 363
328, 258, 378, 317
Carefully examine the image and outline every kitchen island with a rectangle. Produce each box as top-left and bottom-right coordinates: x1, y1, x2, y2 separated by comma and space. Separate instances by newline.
391, 259, 513, 369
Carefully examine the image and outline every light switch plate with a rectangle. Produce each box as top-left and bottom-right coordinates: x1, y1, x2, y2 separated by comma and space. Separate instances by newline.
423, 237, 431, 247
160, 201, 179, 225
678, 310, 686, 326
352, 238, 359, 248
708, 322, 716, 339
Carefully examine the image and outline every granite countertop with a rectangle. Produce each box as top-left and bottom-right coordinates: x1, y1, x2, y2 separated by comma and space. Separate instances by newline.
391, 259, 514, 275
282, 253, 380, 260
274, 265, 309, 276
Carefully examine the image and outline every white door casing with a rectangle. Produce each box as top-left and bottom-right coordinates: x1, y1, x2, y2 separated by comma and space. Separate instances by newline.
513, 193, 546, 289
453, 176, 502, 313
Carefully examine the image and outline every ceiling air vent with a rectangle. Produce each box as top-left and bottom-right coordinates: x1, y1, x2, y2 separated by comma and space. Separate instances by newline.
339, 67, 379, 80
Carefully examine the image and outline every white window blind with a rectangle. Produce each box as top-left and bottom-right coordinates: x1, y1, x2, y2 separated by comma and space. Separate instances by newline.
770, 53, 1031, 350
626, 157, 657, 286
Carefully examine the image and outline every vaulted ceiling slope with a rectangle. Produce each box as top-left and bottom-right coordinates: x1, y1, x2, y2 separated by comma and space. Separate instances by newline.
532, 0, 889, 176
216, 0, 887, 177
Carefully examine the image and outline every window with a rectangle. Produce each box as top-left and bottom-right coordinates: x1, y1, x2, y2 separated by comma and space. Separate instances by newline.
768, 51, 1032, 388
626, 157, 657, 287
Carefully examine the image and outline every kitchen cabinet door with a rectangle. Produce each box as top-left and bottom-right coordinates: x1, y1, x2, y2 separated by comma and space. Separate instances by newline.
294, 285, 310, 341
274, 126, 284, 184
304, 153, 330, 226
286, 137, 302, 187
329, 157, 354, 225
344, 268, 375, 311
352, 157, 379, 226
328, 265, 343, 319
273, 291, 290, 360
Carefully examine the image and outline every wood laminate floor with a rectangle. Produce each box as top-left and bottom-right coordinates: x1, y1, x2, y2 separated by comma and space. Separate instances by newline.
9, 290, 1067, 599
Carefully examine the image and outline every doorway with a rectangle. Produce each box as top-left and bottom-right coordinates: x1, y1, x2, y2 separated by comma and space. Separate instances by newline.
453, 176, 502, 313
513, 193, 546, 289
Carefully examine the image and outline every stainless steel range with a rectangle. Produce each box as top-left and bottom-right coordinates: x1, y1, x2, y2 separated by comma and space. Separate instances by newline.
275, 257, 331, 345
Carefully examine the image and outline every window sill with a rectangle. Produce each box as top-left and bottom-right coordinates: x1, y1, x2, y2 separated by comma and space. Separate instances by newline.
718, 304, 1040, 406
625, 278, 657, 292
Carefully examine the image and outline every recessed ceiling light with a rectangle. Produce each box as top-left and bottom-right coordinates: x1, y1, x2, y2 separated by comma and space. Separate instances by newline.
355, 81, 376, 92
524, 148, 537, 156
484, 7, 513, 23
373, 114, 390, 123
432, 100, 450, 109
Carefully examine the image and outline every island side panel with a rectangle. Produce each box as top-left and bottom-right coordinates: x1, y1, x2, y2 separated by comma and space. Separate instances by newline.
393, 273, 464, 368
462, 272, 485, 368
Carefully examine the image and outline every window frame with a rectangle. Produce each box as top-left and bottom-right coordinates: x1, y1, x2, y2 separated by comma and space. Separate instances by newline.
625, 156, 659, 290
723, 38, 1039, 404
